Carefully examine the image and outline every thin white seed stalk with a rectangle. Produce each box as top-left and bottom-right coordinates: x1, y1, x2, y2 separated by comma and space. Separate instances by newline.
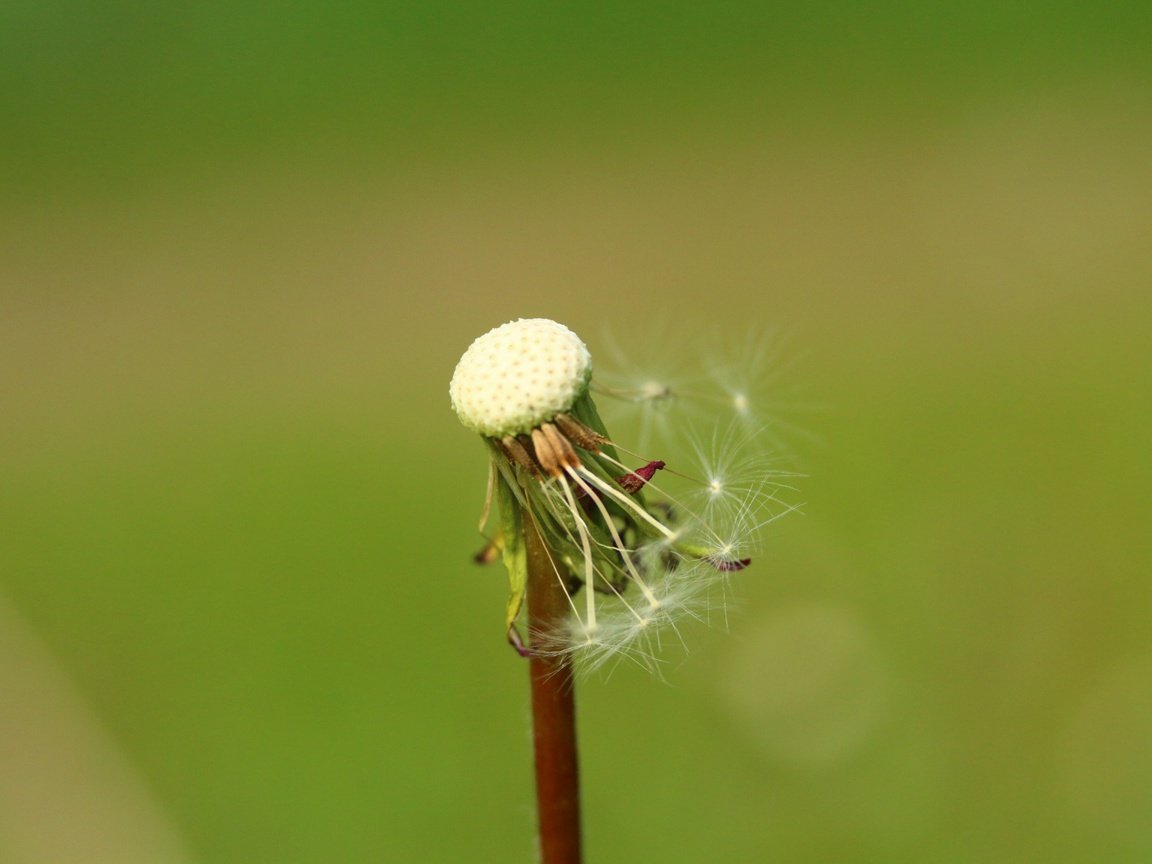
594, 451, 728, 548
564, 466, 660, 610
533, 514, 587, 625
556, 474, 598, 635
573, 466, 677, 541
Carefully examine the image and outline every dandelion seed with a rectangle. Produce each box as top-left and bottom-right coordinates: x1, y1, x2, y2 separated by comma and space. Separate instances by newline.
451, 318, 791, 671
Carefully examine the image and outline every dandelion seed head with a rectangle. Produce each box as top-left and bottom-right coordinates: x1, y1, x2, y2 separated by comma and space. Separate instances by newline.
454, 317, 801, 675
450, 318, 592, 437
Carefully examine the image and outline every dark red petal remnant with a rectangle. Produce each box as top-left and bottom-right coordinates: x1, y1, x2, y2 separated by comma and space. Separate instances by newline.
707, 556, 752, 572
617, 461, 666, 494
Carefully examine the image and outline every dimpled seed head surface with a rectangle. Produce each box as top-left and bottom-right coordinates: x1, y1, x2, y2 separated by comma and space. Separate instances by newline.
450, 319, 592, 437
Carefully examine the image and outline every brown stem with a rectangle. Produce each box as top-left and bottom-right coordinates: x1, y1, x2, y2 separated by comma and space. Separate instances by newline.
524, 510, 583, 864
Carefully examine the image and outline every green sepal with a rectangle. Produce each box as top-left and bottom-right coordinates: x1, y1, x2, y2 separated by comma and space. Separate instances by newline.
674, 541, 715, 560
570, 391, 620, 461
495, 462, 528, 632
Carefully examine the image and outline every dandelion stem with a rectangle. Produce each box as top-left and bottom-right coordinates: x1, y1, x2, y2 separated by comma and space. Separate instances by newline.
524, 508, 584, 864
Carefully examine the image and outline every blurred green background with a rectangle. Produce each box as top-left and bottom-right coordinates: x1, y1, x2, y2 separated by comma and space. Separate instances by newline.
2, 2, 1151, 862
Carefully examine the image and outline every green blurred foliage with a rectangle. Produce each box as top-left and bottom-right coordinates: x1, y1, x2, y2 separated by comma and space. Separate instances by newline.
2, 2, 1151, 863
4, 0, 1152, 195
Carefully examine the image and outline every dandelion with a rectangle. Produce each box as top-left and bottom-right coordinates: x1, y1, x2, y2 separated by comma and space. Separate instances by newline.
451, 318, 770, 672
450, 317, 794, 864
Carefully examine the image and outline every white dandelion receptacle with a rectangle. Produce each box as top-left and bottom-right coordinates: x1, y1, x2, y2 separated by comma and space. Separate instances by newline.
450, 318, 592, 438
